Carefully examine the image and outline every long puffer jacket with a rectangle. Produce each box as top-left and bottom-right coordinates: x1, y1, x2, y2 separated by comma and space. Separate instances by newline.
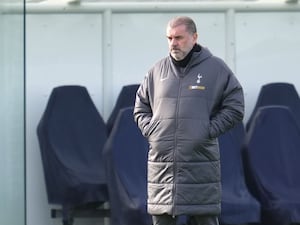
134, 47, 244, 216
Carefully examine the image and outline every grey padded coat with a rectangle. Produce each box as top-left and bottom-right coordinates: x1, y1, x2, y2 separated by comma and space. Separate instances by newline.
134, 47, 244, 217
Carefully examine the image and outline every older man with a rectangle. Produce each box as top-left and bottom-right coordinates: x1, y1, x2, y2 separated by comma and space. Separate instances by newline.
134, 16, 244, 225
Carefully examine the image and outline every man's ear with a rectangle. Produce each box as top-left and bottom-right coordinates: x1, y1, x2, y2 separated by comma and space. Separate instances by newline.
193, 33, 198, 43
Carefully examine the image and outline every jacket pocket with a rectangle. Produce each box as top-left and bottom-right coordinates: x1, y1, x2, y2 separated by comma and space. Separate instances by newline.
145, 120, 160, 137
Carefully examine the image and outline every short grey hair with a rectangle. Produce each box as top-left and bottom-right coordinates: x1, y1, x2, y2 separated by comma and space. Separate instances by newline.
167, 16, 197, 34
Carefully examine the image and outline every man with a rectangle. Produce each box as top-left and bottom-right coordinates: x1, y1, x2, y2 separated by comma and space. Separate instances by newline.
134, 16, 244, 225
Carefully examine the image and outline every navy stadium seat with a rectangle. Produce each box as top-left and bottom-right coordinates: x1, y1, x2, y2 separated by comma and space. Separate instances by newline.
218, 122, 261, 224
106, 84, 140, 135
37, 85, 108, 224
244, 105, 300, 225
103, 107, 152, 225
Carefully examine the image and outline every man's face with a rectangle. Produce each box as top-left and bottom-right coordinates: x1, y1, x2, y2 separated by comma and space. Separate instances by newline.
166, 24, 197, 61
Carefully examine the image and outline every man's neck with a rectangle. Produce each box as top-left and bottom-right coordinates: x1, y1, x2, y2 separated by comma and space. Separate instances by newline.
171, 44, 201, 68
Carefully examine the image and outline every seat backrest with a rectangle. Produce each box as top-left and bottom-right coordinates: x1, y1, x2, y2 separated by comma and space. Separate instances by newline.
37, 85, 108, 204
245, 105, 300, 204
104, 107, 151, 225
219, 122, 246, 189
246, 82, 300, 131
106, 84, 140, 134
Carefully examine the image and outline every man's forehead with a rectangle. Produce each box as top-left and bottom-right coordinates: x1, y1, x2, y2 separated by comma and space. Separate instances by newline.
166, 24, 187, 36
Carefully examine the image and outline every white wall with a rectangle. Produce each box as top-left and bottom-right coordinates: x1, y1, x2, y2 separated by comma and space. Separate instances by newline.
236, 11, 300, 119
26, 4, 300, 225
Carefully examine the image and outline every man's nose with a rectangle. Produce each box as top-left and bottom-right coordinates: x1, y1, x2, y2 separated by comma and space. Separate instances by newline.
170, 38, 178, 46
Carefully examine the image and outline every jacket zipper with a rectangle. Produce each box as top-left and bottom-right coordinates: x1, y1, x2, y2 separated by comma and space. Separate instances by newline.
172, 77, 182, 217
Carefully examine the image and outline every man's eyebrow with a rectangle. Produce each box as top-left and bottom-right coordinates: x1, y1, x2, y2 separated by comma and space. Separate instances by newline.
166, 35, 183, 39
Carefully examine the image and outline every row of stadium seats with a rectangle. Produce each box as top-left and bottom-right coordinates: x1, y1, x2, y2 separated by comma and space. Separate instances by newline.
37, 82, 300, 225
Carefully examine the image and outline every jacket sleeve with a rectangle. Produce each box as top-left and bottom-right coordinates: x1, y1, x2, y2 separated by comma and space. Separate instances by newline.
209, 71, 245, 138
133, 74, 153, 137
